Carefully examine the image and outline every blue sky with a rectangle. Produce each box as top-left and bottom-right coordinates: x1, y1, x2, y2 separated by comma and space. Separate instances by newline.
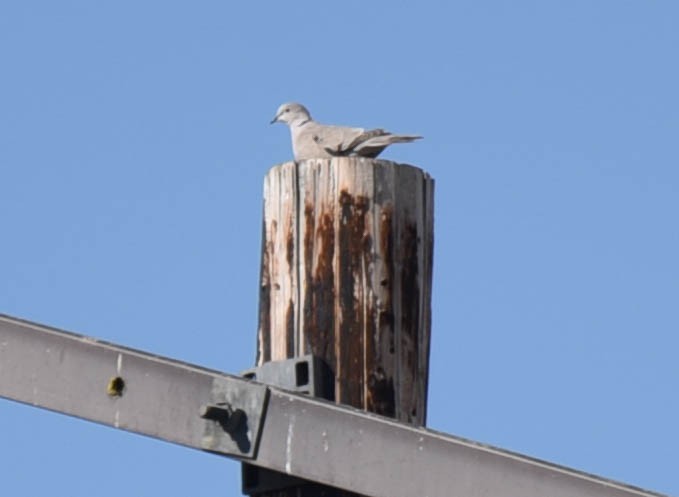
1, 2, 677, 496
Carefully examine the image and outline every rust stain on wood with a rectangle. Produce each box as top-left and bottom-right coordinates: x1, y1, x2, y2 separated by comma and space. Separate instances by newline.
337, 190, 371, 407
285, 299, 295, 358
303, 204, 337, 390
366, 205, 397, 416
378, 206, 395, 354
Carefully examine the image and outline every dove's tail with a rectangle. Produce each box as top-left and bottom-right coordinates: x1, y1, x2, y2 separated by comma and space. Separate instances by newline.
345, 133, 422, 158
385, 134, 423, 144
360, 133, 422, 148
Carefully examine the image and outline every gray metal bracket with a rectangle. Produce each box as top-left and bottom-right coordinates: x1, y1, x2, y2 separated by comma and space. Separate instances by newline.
241, 355, 333, 495
241, 355, 333, 400
200, 376, 269, 459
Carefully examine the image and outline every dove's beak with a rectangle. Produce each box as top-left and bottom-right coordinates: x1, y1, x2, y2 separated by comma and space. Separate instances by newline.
270, 113, 280, 124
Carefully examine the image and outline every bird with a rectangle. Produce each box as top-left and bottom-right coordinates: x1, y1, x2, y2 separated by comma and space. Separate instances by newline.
270, 102, 422, 161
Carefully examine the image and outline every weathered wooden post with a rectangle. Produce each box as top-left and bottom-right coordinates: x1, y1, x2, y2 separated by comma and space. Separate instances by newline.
253, 157, 434, 495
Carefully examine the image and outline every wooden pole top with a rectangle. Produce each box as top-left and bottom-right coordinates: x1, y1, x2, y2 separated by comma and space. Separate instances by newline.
257, 157, 434, 425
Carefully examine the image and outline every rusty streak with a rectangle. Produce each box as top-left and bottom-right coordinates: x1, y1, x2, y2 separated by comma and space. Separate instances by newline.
366, 204, 397, 418
337, 190, 370, 408
303, 204, 337, 397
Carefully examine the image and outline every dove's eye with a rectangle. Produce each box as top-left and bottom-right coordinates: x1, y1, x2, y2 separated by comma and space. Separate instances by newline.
285, 108, 290, 112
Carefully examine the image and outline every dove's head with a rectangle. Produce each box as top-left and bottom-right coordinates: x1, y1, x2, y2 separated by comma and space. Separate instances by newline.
270, 102, 312, 126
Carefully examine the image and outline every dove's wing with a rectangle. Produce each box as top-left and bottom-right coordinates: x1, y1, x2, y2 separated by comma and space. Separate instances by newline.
313, 123, 368, 154
291, 122, 367, 160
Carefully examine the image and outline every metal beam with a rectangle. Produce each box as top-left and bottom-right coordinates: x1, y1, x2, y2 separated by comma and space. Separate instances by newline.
0, 314, 665, 497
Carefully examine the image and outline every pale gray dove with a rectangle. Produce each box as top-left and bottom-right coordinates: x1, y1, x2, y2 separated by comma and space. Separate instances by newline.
270, 102, 422, 161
